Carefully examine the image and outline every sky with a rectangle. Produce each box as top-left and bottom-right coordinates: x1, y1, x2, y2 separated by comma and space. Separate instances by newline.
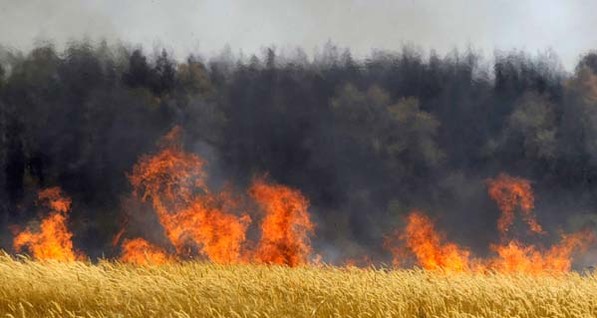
0, 0, 596, 70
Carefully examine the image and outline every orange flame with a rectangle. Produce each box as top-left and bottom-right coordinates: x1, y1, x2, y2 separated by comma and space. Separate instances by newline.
158, 194, 251, 263
487, 173, 543, 235
343, 255, 373, 268
13, 187, 82, 261
386, 174, 595, 274
489, 230, 595, 274
485, 174, 595, 273
122, 126, 251, 263
250, 178, 314, 267
387, 210, 472, 272
128, 133, 207, 216
120, 238, 172, 265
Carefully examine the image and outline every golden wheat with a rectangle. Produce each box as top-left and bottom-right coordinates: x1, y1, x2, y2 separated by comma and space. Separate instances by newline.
0, 254, 596, 317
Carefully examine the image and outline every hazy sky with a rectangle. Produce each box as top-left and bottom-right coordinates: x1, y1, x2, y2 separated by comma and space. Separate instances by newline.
1, 0, 596, 70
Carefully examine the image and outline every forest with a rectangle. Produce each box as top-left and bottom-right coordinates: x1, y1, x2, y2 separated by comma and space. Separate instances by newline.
1, 40, 597, 263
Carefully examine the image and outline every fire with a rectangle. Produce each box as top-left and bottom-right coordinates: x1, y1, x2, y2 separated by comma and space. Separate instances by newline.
488, 229, 595, 274
250, 178, 314, 267
158, 194, 251, 263
117, 127, 316, 266
485, 174, 594, 273
120, 238, 172, 265
386, 174, 595, 274
128, 127, 208, 215
487, 173, 543, 235
122, 126, 251, 263
387, 210, 472, 272
343, 255, 373, 268
13, 187, 82, 261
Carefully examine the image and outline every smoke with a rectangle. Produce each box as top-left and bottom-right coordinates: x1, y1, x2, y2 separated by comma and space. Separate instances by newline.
2, 0, 597, 70
2, 40, 597, 267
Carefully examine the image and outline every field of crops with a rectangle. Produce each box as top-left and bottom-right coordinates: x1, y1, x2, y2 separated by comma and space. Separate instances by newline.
0, 255, 596, 317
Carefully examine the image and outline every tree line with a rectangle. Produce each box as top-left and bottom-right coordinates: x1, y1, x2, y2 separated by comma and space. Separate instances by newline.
1, 41, 597, 260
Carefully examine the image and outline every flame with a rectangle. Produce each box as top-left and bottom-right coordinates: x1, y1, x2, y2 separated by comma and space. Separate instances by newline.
158, 193, 251, 263
387, 210, 472, 272
385, 174, 595, 274
343, 255, 373, 268
489, 230, 595, 274
118, 127, 316, 266
120, 238, 172, 265
122, 126, 251, 263
112, 226, 126, 247
13, 187, 82, 261
128, 128, 207, 215
485, 174, 594, 273
250, 178, 314, 267
487, 173, 543, 235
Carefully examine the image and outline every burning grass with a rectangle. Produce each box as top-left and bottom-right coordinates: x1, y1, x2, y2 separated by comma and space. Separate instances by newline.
5, 127, 597, 316
0, 255, 597, 317
9, 128, 595, 275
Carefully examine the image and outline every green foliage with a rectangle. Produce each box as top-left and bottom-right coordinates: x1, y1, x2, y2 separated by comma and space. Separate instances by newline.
332, 84, 442, 173
505, 92, 557, 160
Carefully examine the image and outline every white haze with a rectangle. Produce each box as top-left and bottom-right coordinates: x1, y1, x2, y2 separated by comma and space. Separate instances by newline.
0, 0, 596, 70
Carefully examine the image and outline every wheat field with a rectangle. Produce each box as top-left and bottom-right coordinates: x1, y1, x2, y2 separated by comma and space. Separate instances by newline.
0, 254, 596, 318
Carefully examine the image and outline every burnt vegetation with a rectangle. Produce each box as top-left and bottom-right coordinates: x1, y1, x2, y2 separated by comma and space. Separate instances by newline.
1, 41, 597, 262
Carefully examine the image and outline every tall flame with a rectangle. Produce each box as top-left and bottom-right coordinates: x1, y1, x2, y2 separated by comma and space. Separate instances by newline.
13, 187, 82, 261
250, 178, 315, 267
122, 126, 251, 264
487, 173, 543, 235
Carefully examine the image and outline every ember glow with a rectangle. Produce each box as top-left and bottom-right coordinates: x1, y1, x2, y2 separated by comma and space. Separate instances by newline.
120, 238, 172, 265
13, 187, 82, 261
343, 255, 374, 268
